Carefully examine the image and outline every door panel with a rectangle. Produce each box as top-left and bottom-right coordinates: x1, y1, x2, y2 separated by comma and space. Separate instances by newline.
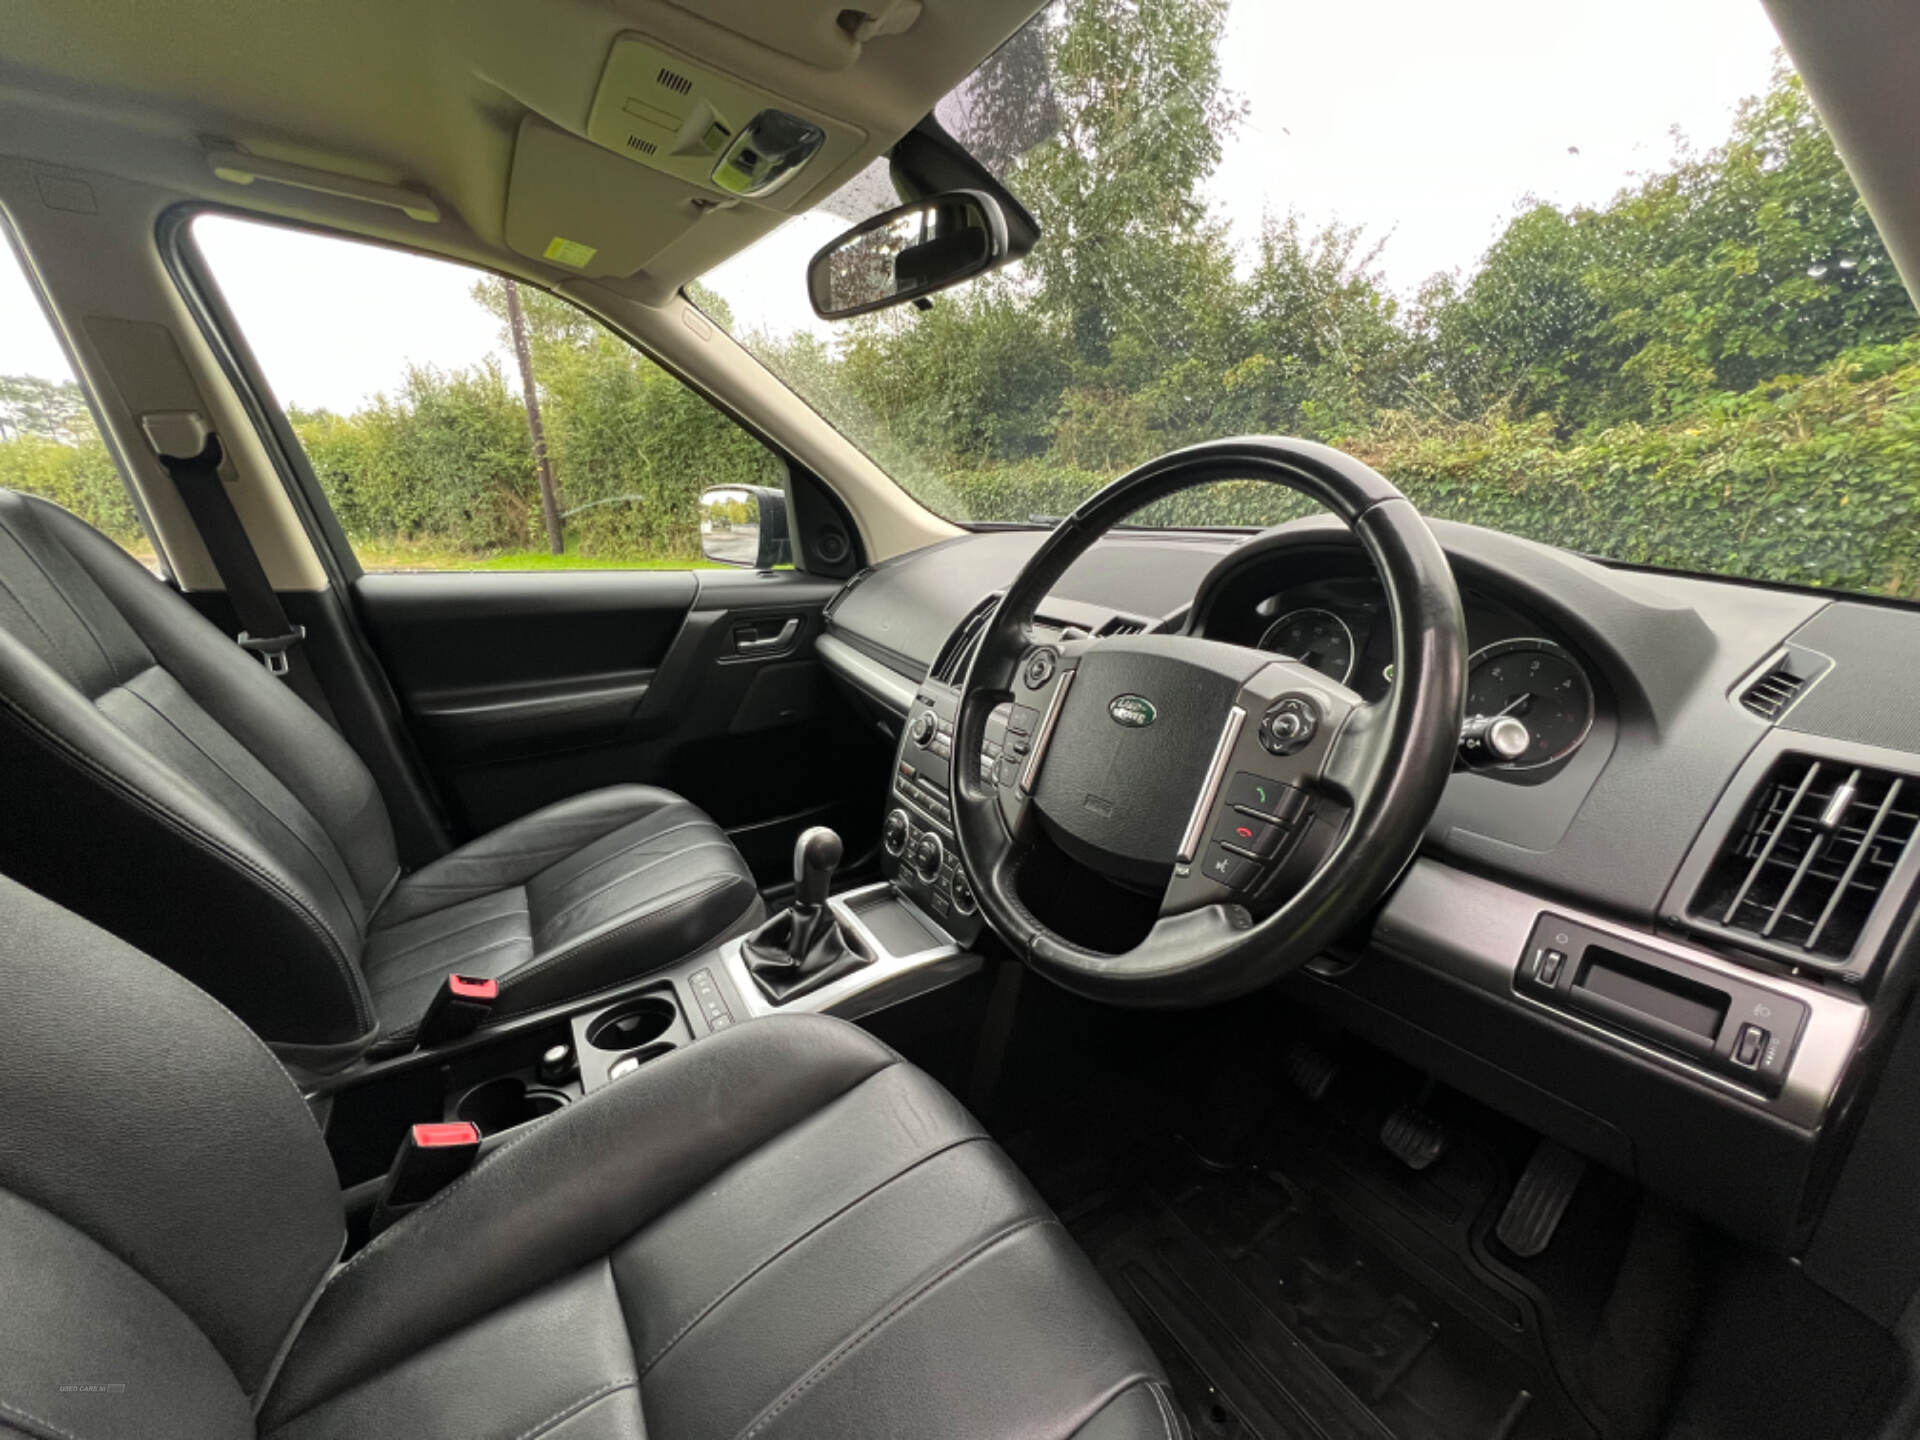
352, 569, 888, 884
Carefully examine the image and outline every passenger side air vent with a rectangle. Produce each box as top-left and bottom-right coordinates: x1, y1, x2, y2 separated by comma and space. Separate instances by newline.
1735, 644, 1832, 722
929, 596, 1000, 688
1690, 756, 1918, 967
1096, 614, 1150, 638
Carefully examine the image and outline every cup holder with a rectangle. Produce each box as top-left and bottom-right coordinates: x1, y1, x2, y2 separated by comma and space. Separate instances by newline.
455, 1077, 568, 1136
586, 996, 676, 1052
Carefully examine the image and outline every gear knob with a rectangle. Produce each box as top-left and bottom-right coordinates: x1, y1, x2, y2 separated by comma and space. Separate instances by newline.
792, 826, 842, 909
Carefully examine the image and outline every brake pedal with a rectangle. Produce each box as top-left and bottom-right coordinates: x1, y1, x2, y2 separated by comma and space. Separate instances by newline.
1283, 1041, 1338, 1102
1380, 1105, 1447, 1171
1496, 1140, 1587, 1257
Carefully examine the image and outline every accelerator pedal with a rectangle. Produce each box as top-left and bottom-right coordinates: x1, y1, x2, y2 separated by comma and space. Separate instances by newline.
1283, 1041, 1339, 1102
1380, 1105, 1447, 1171
1496, 1140, 1587, 1258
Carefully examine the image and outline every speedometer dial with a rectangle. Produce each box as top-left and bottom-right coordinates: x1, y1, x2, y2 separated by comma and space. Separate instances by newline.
1464, 638, 1595, 769
1259, 607, 1356, 685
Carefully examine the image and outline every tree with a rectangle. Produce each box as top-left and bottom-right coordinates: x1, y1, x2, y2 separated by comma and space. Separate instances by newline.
1427, 67, 1917, 432
499, 278, 565, 554
1002, 0, 1245, 370
0, 374, 95, 444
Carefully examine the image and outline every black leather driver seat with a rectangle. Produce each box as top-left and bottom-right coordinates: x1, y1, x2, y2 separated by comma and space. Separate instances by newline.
0, 491, 763, 1066
0, 875, 1183, 1439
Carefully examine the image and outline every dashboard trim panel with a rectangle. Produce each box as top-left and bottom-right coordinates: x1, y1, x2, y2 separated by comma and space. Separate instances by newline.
1372, 859, 1865, 1131
818, 631, 917, 715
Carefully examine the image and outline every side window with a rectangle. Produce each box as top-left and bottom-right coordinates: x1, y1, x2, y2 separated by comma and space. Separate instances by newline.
0, 225, 156, 572
190, 215, 782, 572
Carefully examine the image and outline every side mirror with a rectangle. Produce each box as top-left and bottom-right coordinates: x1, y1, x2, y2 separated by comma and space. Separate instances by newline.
807, 189, 1009, 320
699, 485, 791, 569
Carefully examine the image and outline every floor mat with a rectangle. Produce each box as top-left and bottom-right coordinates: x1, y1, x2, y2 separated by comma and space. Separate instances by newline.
1070, 1139, 1599, 1440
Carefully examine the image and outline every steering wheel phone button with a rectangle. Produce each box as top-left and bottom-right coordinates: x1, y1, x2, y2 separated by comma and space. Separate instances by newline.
1213, 811, 1284, 857
1224, 772, 1303, 823
1202, 844, 1261, 891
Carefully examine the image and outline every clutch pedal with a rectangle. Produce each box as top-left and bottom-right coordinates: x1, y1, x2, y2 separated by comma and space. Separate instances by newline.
1283, 1041, 1339, 1102
1379, 1104, 1447, 1171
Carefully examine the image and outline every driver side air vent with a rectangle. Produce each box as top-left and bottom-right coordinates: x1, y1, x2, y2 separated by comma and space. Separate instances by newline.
1690, 756, 1918, 967
929, 596, 1000, 687
1096, 614, 1150, 638
1735, 644, 1832, 722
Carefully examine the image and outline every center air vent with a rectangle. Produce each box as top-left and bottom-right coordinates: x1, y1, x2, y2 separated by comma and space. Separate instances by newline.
1690, 756, 1918, 968
1096, 614, 1150, 638
930, 596, 1000, 687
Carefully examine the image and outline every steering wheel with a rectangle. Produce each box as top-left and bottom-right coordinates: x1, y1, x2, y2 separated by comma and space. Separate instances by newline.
950, 437, 1467, 1006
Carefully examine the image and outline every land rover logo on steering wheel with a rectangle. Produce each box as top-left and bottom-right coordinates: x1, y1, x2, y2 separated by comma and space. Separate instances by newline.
1108, 694, 1157, 728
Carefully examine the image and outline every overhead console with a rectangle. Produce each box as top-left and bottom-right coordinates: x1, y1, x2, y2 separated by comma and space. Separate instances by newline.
584, 36, 864, 205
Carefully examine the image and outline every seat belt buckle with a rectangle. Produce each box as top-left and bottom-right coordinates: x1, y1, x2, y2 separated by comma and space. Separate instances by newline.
415, 973, 498, 1048
368, 1121, 482, 1237
237, 625, 307, 676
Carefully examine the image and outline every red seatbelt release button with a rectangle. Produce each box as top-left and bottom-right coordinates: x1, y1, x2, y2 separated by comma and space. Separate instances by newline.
369, 1121, 483, 1237
414, 973, 498, 1048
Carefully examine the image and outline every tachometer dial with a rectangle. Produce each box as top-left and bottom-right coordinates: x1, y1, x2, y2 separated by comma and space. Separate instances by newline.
1463, 638, 1595, 769
1259, 607, 1356, 685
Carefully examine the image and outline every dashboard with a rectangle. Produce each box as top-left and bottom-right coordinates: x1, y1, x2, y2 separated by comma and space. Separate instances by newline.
814, 512, 1920, 1263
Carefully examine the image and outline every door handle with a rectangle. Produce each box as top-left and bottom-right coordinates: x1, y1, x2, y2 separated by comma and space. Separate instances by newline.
734, 617, 799, 655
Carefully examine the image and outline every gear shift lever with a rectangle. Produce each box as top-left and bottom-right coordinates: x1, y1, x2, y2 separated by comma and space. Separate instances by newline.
741, 827, 866, 1003
788, 826, 842, 950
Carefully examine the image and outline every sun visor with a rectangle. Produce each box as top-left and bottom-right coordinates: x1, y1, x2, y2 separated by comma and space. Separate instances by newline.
654, 0, 922, 71
503, 115, 716, 278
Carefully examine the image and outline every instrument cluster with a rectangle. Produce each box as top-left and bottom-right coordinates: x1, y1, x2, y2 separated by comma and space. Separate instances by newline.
1235, 573, 1600, 777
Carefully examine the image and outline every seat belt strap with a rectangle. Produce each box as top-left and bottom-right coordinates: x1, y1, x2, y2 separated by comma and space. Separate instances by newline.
144, 412, 334, 721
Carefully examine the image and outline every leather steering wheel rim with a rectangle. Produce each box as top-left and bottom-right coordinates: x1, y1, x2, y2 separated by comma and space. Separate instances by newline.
949, 436, 1467, 1007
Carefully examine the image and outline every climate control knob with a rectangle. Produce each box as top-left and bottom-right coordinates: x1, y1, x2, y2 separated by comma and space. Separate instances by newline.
909, 710, 939, 747
883, 809, 911, 856
912, 832, 944, 882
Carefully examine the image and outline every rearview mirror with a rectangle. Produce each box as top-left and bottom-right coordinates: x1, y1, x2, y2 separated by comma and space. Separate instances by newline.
807, 190, 1009, 320
699, 485, 791, 569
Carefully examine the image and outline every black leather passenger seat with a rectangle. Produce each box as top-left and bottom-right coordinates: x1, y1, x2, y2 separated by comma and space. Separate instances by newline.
0, 874, 1183, 1439
363, 786, 761, 1043
0, 490, 762, 1066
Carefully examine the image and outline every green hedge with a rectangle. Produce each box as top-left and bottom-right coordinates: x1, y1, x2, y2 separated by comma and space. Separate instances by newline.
4, 336, 1914, 596
0, 431, 143, 544
919, 338, 1920, 597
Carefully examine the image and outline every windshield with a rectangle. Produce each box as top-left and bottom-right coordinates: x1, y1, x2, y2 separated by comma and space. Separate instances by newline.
704, 0, 1920, 599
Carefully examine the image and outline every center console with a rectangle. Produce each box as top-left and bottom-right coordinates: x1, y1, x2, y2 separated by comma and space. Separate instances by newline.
882, 681, 992, 945
313, 666, 995, 1242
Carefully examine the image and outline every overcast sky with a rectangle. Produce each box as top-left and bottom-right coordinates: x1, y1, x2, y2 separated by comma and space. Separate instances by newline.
3, 0, 1786, 414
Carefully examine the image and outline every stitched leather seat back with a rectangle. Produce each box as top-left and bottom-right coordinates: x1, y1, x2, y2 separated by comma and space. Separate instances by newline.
0, 873, 346, 1432
0, 490, 398, 1056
